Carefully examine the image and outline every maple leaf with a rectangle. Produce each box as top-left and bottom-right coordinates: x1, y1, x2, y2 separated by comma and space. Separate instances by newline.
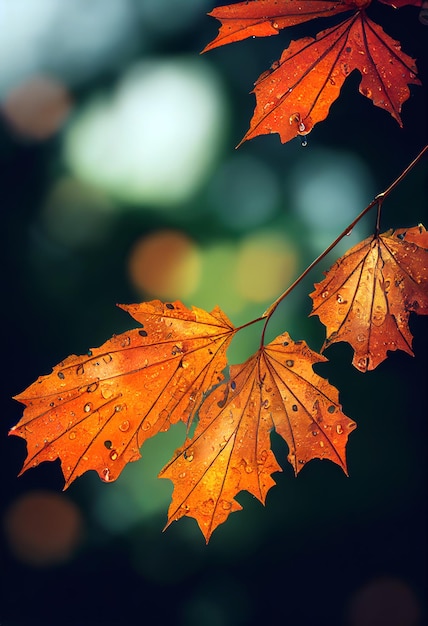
310, 225, 428, 372
160, 333, 356, 542
202, 0, 362, 52
11, 300, 236, 487
239, 12, 420, 145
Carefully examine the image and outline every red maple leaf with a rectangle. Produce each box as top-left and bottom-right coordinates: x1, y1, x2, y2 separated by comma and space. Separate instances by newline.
204, 0, 421, 144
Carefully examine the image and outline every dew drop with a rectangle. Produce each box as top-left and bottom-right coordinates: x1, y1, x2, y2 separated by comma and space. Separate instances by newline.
104, 440, 112, 449
230, 380, 236, 390
357, 357, 368, 370
357, 333, 366, 343
57, 371, 65, 380
49, 402, 55, 408
245, 465, 253, 473
101, 386, 114, 400
139, 329, 148, 337
119, 420, 130, 432
109, 450, 118, 461
76, 364, 85, 376
102, 468, 110, 482
319, 441, 325, 448
321, 290, 329, 298
68, 431, 76, 440
312, 430, 318, 437
336, 294, 345, 303
286, 359, 294, 367
103, 353, 113, 364
179, 472, 186, 479
87, 382, 98, 393
222, 500, 232, 510
84, 402, 92, 413
300, 136, 308, 147
184, 450, 194, 462
141, 421, 152, 431
336, 424, 344, 435
121, 336, 131, 348
327, 405, 336, 414
292, 404, 298, 412
165, 303, 175, 310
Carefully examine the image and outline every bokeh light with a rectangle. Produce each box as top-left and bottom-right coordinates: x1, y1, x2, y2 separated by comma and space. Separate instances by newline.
288, 147, 375, 252
346, 577, 422, 626
0, 0, 140, 93
207, 153, 280, 231
235, 230, 298, 303
1, 76, 72, 140
64, 56, 228, 207
3, 491, 83, 567
40, 176, 116, 249
127, 229, 201, 299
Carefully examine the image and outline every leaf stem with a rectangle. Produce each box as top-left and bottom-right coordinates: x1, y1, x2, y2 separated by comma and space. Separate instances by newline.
259, 143, 428, 344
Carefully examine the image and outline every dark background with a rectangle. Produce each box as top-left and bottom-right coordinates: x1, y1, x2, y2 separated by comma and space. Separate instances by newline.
1, 2, 427, 625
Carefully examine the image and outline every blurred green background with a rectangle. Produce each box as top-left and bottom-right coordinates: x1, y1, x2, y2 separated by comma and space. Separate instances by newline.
1, 1, 427, 625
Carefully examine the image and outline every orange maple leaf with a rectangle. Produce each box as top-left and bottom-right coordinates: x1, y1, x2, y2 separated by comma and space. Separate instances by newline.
204, 0, 421, 145
240, 13, 420, 144
202, 0, 361, 52
160, 333, 356, 541
11, 300, 236, 487
310, 225, 428, 372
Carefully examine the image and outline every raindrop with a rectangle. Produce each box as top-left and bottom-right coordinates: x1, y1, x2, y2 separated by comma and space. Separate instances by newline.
286, 359, 294, 367
184, 450, 194, 462
101, 387, 114, 399
57, 371, 65, 380
104, 440, 112, 449
327, 405, 336, 414
321, 290, 329, 298
357, 333, 366, 342
245, 465, 253, 473
336, 294, 345, 304
102, 468, 110, 482
336, 424, 344, 435
292, 404, 298, 412
300, 136, 308, 147
109, 450, 118, 461
68, 431, 76, 440
259, 450, 268, 462
87, 350, 93, 357
222, 500, 232, 510
179, 472, 186, 479
165, 303, 175, 310
119, 420, 130, 432
76, 364, 85, 376
121, 336, 131, 348
103, 354, 113, 364
319, 441, 325, 448
230, 380, 236, 390
357, 357, 368, 370
49, 402, 55, 408
141, 421, 152, 431
139, 329, 148, 337
84, 403, 92, 413
312, 430, 318, 436
283, 341, 289, 346
87, 382, 99, 393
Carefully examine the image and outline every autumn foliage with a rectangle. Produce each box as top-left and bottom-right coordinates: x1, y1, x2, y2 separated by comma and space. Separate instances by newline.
10, 0, 427, 541
203, 0, 422, 145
